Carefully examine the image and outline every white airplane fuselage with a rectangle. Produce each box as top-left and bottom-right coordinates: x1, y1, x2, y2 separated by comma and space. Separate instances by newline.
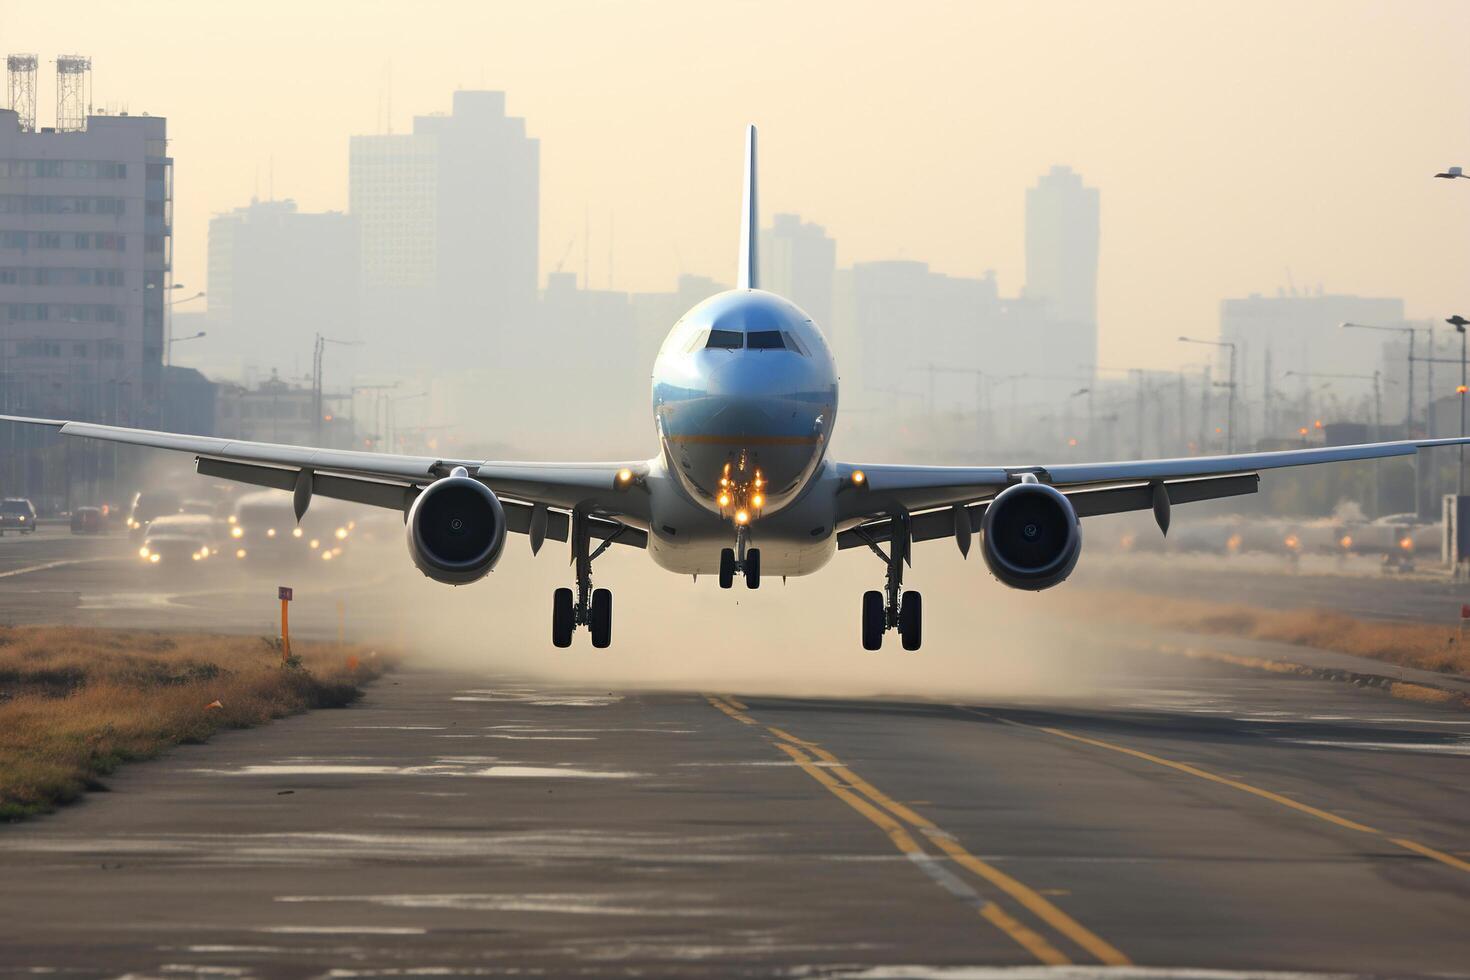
647, 288, 842, 576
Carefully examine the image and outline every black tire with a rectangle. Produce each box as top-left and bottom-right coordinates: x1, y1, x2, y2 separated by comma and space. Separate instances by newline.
899, 591, 923, 651
718, 548, 735, 589
862, 590, 885, 651
590, 588, 613, 649
744, 548, 761, 589
552, 587, 574, 648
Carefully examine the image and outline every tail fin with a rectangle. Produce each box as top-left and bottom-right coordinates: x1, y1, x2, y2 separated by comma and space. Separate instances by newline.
737, 124, 758, 290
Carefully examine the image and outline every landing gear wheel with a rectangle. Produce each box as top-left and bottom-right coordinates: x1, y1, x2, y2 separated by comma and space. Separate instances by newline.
862, 590, 885, 651
744, 548, 761, 589
899, 591, 923, 651
552, 588, 574, 648
590, 588, 613, 649
719, 548, 736, 589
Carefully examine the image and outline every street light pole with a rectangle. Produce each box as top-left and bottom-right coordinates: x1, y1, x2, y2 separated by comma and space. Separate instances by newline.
1179, 336, 1237, 452
1453, 315, 1470, 497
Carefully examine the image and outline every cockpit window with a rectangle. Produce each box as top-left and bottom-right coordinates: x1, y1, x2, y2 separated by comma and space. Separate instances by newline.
705, 329, 744, 350
746, 330, 786, 350
782, 331, 809, 356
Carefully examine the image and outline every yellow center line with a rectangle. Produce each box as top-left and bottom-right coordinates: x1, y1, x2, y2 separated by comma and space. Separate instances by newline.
958, 707, 1470, 877
770, 740, 1071, 966
1389, 837, 1470, 874
707, 695, 1128, 966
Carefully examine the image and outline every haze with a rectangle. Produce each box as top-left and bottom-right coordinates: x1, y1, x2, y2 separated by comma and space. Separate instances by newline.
5, 0, 1467, 374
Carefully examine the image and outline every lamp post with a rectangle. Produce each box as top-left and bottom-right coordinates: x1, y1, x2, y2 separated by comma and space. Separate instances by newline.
1285, 369, 1395, 515
1451, 315, 1470, 496
1179, 336, 1237, 452
162, 289, 205, 367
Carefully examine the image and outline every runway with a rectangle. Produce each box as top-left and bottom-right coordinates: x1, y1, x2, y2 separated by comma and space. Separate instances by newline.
0, 527, 1467, 976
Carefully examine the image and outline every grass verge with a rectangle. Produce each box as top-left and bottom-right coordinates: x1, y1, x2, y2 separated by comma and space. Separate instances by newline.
1072, 590, 1470, 676
0, 627, 390, 821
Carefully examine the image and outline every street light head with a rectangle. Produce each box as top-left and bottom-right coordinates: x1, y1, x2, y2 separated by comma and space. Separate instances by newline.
1434, 166, 1464, 179
1448, 314, 1469, 332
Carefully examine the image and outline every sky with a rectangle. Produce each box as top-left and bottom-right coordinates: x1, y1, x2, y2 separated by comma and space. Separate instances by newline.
3, 0, 1468, 371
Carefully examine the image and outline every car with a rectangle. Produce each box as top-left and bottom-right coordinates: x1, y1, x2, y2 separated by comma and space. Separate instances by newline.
0, 497, 37, 535
136, 514, 222, 568
126, 489, 183, 540
70, 506, 104, 534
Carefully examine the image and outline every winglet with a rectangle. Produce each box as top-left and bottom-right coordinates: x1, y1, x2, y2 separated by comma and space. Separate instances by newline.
737, 124, 758, 290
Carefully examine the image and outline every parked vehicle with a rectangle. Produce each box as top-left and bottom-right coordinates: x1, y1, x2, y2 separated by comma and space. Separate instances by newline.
70, 506, 104, 534
0, 497, 37, 535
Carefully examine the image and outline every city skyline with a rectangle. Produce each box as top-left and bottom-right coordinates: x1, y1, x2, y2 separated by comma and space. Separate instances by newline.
0, 0, 1465, 374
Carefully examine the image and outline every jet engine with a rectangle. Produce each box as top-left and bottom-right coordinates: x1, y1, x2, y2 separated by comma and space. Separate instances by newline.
405, 470, 507, 585
980, 481, 1081, 591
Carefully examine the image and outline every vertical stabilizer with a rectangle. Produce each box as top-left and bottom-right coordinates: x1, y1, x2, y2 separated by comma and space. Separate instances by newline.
737, 124, 758, 290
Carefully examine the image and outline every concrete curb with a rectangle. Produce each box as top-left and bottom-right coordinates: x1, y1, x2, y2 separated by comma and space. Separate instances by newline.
1155, 641, 1470, 712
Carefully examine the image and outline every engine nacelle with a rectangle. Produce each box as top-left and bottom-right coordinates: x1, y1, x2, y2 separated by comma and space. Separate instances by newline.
405, 472, 507, 585
980, 481, 1082, 591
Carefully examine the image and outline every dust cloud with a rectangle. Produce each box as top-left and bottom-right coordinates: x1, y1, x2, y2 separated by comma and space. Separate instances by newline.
329, 515, 1142, 702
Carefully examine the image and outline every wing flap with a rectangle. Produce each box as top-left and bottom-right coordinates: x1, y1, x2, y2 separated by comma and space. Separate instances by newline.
192, 456, 644, 549
837, 473, 1259, 551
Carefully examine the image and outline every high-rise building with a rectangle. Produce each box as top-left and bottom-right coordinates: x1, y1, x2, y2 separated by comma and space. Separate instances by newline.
350, 91, 538, 373
205, 198, 358, 378
0, 107, 171, 507
1025, 165, 1099, 375
761, 213, 835, 327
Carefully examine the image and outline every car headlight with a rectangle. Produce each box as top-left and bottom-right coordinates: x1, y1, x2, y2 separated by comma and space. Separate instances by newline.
230, 526, 244, 539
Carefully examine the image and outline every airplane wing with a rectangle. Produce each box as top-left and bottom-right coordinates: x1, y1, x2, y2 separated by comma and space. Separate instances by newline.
0, 415, 651, 550
834, 437, 1470, 551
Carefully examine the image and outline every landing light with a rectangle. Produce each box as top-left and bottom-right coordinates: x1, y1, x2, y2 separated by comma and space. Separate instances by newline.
266, 528, 277, 538
751, 493, 764, 508
734, 509, 750, 525
335, 527, 347, 540
851, 470, 866, 486
718, 493, 731, 507
230, 525, 244, 539
617, 468, 634, 484
235, 548, 247, 559
292, 527, 304, 539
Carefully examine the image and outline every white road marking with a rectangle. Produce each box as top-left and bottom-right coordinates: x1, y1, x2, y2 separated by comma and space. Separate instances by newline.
0, 557, 99, 579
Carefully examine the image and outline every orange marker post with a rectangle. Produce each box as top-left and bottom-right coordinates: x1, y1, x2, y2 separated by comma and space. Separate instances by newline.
279, 585, 294, 665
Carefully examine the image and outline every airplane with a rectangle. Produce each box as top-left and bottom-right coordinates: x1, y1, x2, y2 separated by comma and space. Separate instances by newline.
4, 125, 1467, 651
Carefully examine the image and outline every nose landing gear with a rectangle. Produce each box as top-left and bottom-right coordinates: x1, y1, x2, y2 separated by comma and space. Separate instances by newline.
852, 513, 922, 651
718, 525, 761, 590
551, 509, 626, 648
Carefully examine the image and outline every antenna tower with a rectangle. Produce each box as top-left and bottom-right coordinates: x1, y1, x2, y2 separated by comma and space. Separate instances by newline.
55, 55, 91, 132
6, 55, 36, 132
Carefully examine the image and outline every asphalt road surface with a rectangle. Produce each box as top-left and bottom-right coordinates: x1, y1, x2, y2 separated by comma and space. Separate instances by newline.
0, 527, 1466, 977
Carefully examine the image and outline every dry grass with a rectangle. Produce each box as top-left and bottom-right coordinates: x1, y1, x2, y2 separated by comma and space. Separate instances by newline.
0, 627, 391, 821
1072, 591, 1470, 676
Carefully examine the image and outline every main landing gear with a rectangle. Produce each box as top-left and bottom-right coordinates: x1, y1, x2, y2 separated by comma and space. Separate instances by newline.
853, 514, 922, 651
552, 509, 628, 649
718, 525, 761, 590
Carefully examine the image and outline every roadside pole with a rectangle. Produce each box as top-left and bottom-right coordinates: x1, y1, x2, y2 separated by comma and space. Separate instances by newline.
279, 585, 294, 665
